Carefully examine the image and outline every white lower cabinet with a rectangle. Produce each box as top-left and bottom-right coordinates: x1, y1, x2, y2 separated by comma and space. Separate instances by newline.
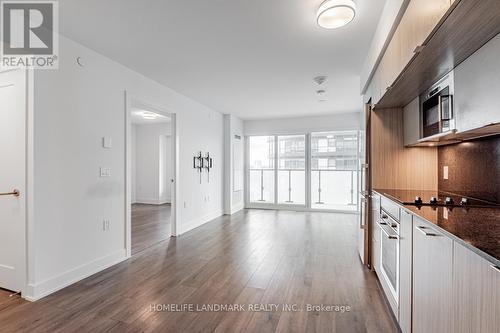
398, 209, 412, 333
452, 242, 500, 333
412, 218, 453, 333
375, 195, 500, 333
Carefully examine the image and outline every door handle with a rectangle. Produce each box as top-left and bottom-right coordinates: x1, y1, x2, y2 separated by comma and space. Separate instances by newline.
416, 226, 438, 237
0, 189, 20, 197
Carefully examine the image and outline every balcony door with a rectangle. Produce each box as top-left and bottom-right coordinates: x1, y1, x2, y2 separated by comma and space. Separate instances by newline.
246, 131, 359, 212
311, 131, 358, 211
278, 135, 306, 205
248, 136, 275, 203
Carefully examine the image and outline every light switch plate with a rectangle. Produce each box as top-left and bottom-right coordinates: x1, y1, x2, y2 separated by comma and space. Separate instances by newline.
102, 137, 112, 149
443, 166, 449, 180
100, 167, 111, 177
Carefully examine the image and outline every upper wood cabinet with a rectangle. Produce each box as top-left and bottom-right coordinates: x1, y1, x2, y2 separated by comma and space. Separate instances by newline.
368, 0, 451, 104
399, 0, 450, 65
412, 218, 453, 333
453, 242, 500, 333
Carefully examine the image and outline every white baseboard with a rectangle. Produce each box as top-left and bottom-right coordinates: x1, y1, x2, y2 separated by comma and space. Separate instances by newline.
177, 210, 223, 235
229, 203, 244, 215
134, 197, 171, 205
23, 249, 127, 301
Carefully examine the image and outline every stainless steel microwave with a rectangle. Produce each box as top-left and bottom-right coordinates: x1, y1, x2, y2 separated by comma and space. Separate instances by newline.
419, 71, 455, 140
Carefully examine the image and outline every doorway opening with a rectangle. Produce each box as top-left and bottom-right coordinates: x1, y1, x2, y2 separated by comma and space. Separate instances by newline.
126, 94, 177, 256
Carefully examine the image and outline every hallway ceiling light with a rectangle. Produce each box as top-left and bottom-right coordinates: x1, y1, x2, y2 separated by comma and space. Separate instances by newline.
142, 111, 158, 120
317, 0, 356, 29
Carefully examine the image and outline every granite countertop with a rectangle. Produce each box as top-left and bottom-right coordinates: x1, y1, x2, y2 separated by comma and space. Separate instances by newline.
373, 189, 500, 267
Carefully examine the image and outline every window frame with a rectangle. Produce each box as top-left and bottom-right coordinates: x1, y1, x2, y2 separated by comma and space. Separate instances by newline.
245, 130, 361, 213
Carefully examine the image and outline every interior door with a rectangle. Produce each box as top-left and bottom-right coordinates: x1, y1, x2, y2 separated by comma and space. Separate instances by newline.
0, 69, 26, 292
358, 103, 372, 265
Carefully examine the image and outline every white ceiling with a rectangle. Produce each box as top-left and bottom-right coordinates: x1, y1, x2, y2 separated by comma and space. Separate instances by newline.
59, 0, 386, 120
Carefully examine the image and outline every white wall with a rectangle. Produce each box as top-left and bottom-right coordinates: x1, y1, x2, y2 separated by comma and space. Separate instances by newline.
223, 114, 244, 214
132, 123, 172, 204
29, 35, 224, 300
244, 113, 361, 136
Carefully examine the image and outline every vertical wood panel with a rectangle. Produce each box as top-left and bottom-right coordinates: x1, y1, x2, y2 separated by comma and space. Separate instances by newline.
371, 108, 437, 190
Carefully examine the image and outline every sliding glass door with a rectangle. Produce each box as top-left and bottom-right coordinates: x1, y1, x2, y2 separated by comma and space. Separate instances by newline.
278, 135, 305, 204
246, 131, 359, 211
311, 131, 358, 211
248, 136, 275, 203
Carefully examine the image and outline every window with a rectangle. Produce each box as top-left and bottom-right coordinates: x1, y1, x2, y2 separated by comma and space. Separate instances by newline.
311, 131, 358, 211
278, 135, 305, 204
246, 131, 359, 211
248, 136, 275, 202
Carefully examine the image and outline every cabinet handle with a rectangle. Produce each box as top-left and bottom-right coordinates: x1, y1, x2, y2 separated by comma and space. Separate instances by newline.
416, 226, 438, 237
413, 45, 425, 54
491, 265, 500, 273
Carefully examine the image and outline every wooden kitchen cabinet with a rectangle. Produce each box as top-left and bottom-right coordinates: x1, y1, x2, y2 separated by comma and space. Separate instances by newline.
398, 209, 413, 333
399, 0, 450, 66
412, 218, 453, 333
379, 28, 402, 93
453, 242, 500, 333
368, 0, 450, 106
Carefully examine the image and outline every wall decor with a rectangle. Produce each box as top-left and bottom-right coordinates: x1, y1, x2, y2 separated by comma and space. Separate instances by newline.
193, 151, 213, 184
193, 151, 203, 183
204, 152, 213, 183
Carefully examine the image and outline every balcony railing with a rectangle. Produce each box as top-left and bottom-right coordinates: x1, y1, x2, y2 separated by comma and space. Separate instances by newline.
311, 169, 357, 207
249, 168, 357, 208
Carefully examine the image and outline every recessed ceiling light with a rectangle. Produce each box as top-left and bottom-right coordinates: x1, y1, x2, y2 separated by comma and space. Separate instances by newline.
142, 111, 158, 120
317, 0, 356, 29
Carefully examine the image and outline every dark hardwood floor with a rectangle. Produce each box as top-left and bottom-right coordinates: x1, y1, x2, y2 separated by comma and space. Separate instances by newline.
132, 203, 171, 255
0, 209, 397, 333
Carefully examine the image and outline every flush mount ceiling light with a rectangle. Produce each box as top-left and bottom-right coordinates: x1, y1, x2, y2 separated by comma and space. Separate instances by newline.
142, 111, 158, 120
317, 0, 356, 29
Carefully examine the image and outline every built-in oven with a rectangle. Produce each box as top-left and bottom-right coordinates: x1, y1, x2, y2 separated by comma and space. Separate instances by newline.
377, 209, 400, 310
419, 71, 455, 140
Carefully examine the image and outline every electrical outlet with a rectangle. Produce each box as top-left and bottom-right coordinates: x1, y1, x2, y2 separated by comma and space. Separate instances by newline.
183, 202, 187, 208
100, 167, 111, 177
443, 166, 449, 180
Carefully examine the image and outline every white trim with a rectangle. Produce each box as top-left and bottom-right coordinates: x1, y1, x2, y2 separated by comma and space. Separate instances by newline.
228, 202, 244, 215
125, 92, 179, 256
133, 198, 171, 205
26, 68, 34, 295
245, 205, 358, 215
23, 250, 127, 301
177, 210, 223, 235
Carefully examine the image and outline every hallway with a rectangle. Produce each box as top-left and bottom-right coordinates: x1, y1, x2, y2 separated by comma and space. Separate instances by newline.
0, 210, 397, 332
132, 204, 171, 255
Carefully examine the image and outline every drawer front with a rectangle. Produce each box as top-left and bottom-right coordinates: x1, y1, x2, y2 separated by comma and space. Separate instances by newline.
381, 196, 400, 221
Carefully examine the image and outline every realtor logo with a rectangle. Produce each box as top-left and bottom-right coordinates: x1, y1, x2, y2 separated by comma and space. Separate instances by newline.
1, 1, 58, 69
